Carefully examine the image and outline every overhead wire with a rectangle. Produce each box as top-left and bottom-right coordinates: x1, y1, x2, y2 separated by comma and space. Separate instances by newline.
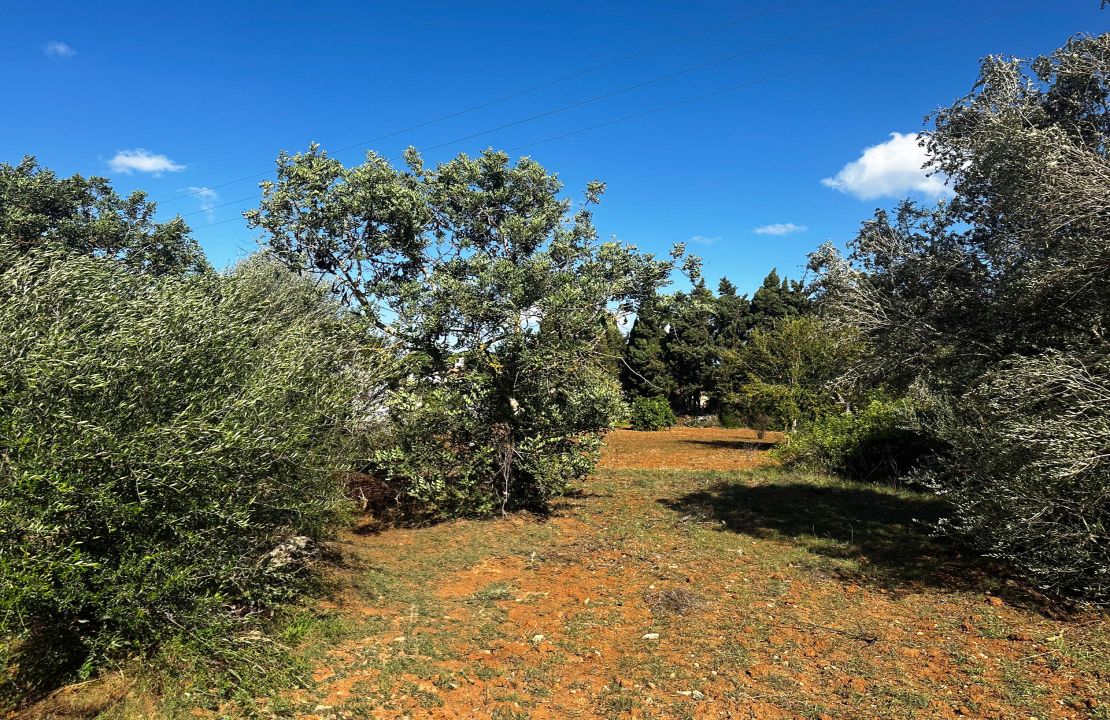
187, 0, 1048, 233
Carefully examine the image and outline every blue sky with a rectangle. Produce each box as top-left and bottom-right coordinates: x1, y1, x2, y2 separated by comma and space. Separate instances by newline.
4, 1, 1104, 295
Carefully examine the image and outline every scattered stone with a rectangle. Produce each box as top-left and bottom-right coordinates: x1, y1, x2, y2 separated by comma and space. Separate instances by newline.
532, 634, 545, 644
642, 632, 660, 640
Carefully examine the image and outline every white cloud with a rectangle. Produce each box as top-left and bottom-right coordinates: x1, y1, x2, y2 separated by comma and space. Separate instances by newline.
822, 132, 949, 200
688, 235, 721, 246
753, 222, 807, 236
187, 187, 219, 220
108, 149, 185, 176
43, 41, 76, 58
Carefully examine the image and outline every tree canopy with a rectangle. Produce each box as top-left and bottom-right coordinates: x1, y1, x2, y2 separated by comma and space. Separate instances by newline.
0, 157, 208, 276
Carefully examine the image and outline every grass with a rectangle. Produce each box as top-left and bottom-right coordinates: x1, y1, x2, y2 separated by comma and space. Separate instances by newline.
10, 428, 1109, 719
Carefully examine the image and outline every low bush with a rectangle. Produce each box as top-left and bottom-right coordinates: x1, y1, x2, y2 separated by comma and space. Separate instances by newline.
0, 253, 367, 692
628, 396, 677, 431
775, 397, 934, 483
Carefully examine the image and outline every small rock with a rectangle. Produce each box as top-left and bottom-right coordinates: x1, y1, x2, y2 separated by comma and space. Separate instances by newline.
532, 634, 545, 644
642, 632, 660, 640
265, 535, 313, 570
691, 690, 705, 700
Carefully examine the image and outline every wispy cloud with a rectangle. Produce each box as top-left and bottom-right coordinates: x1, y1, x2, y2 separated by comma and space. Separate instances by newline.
187, 187, 220, 220
108, 149, 185, 176
753, 222, 807, 236
43, 41, 76, 59
822, 132, 949, 200
688, 235, 721, 246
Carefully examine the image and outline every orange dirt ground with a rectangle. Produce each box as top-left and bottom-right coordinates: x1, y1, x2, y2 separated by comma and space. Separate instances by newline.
598, 426, 782, 472
17, 428, 1109, 719
277, 428, 1107, 720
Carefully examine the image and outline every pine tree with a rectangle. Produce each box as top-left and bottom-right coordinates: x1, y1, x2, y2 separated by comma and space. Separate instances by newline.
748, 269, 810, 330
621, 294, 671, 398
713, 276, 751, 348
663, 281, 716, 413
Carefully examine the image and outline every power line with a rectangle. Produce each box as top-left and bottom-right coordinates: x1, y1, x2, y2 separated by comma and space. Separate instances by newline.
159, 0, 808, 205
178, 0, 923, 220
189, 0, 1048, 233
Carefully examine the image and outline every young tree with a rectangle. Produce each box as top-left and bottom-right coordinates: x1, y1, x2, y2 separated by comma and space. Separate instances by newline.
717, 316, 861, 430
0, 157, 207, 276
247, 146, 685, 515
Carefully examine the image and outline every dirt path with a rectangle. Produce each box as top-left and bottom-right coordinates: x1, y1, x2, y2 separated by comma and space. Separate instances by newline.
274, 428, 1107, 719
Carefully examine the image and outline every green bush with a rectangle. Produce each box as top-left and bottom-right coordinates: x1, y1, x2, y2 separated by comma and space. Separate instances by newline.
0, 253, 366, 691
370, 351, 625, 518
628, 396, 676, 431
774, 398, 934, 482
929, 352, 1110, 604
719, 381, 830, 434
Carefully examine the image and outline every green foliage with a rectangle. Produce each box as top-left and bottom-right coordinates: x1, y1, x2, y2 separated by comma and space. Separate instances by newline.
747, 269, 809, 332
712, 276, 751, 348
249, 146, 684, 516
622, 294, 673, 400
775, 398, 935, 482
0, 252, 365, 691
628, 396, 677, 431
717, 317, 860, 431
812, 33, 1110, 603
371, 355, 625, 517
719, 381, 820, 434
663, 281, 717, 413
931, 352, 1110, 603
0, 156, 208, 276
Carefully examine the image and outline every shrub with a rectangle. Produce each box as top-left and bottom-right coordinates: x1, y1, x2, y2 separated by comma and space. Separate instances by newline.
775, 397, 934, 482
371, 355, 626, 517
718, 381, 830, 434
628, 396, 676, 431
0, 253, 367, 690
927, 352, 1110, 604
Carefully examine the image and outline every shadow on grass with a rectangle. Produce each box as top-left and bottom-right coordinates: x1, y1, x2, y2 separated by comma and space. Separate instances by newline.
660, 475, 1046, 607
682, 438, 779, 451
1, 628, 91, 712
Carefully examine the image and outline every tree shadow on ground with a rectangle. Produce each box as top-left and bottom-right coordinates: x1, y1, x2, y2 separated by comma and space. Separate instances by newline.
682, 438, 779, 451
660, 478, 1059, 611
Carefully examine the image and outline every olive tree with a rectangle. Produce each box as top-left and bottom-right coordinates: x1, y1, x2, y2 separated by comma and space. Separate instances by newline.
0, 252, 372, 688
247, 146, 688, 516
811, 33, 1110, 602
